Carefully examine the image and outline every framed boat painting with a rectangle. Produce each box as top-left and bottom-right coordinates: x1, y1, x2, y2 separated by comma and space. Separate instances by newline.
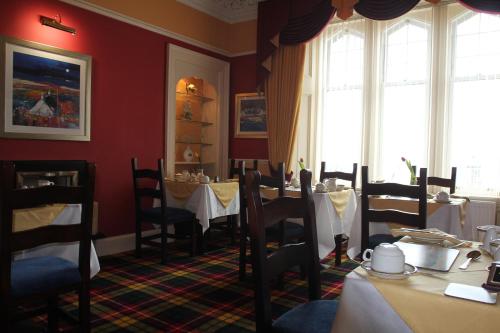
234, 93, 267, 138
0, 36, 91, 141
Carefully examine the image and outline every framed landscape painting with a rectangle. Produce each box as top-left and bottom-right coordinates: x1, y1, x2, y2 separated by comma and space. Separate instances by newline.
234, 93, 267, 138
0, 36, 91, 141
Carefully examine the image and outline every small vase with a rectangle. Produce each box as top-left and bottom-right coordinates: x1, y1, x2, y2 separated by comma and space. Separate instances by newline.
410, 175, 417, 185
183, 146, 193, 162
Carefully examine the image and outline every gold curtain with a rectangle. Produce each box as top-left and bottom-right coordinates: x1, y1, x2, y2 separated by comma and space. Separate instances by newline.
265, 43, 306, 173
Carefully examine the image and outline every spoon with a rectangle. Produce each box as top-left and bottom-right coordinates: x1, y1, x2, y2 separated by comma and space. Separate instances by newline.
459, 250, 481, 270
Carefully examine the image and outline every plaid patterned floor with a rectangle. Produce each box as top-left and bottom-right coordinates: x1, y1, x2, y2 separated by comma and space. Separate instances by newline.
33, 238, 358, 332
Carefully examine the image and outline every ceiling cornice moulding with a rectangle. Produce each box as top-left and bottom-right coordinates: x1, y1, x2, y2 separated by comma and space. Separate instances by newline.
59, 0, 257, 57
176, 0, 259, 24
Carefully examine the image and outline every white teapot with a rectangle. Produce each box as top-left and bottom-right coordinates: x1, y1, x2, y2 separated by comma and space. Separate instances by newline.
290, 177, 300, 188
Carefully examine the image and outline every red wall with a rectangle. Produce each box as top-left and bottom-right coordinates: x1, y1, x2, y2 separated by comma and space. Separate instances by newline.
229, 54, 269, 159
0, 0, 229, 237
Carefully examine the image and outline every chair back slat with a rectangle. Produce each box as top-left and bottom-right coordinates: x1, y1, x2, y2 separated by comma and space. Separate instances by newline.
262, 197, 307, 228
246, 169, 321, 332
10, 186, 86, 209
361, 166, 427, 252
416, 166, 457, 194
11, 224, 82, 252
131, 158, 166, 211
133, 169, 160, 179
135, 188, 161, 198
260, 162, 285, 196
320, 162, 358, 189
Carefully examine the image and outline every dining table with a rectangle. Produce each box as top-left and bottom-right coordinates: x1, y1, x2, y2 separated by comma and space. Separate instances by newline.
159, 179, 240, 233
261, 186, 358, 259
347, 196, 469, 259
332, 238, 500, 333
13, 203, 101, 278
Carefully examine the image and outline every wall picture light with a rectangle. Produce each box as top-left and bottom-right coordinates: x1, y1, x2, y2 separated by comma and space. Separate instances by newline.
40, 14, 76, 35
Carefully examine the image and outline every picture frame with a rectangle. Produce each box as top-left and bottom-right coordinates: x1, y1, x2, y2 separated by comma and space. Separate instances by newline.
234, 93, 267, 138
0, 36, 91, 141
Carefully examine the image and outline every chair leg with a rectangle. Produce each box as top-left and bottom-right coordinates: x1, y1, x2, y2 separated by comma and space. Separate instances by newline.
239, 222, 247, 281
229, 215, 236, 245
190, 219, 198, 256
161, 223, 168, 264
79, 284, 91, 333
47, 296, 59, 333
334, 234, 343, 266
135, 219, 142, 258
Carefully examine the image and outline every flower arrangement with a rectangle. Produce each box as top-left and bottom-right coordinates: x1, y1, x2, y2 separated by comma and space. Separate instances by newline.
298, 158, 305, 170
401, 157, 417, 185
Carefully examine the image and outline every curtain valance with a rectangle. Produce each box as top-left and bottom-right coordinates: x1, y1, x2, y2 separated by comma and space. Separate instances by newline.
257, 0, 500, 88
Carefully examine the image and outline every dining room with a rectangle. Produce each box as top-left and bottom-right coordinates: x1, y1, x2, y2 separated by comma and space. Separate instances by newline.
0, 0, 499, 332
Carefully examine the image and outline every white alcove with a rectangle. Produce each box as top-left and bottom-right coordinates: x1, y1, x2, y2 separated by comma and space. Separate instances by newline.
165, 44, 230, 178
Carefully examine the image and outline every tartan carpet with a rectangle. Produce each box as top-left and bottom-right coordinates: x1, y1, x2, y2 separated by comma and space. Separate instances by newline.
37, 239, 358, 332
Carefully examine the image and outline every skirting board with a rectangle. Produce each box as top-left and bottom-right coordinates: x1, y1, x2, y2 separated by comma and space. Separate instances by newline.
94, 229, 164, 257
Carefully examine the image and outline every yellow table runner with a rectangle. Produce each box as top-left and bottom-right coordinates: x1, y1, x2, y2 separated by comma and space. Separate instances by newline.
13, 204, 66, 232
208, 182, 239, 208
370, 197, 467, 228
165, 180, 200, 201
328, 189, 353, 220
355, 243, 500, 333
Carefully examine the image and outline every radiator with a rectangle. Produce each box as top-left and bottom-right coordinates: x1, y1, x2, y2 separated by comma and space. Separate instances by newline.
468, 200, 497, 241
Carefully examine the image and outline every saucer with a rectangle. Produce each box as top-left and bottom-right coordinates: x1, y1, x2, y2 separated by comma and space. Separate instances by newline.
314, 189, 328, 193
435, 198, 451, 204
361, 261, 417, 280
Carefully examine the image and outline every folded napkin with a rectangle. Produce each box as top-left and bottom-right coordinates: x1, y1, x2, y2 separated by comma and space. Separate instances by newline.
13, 204, 66, 232
390, 228, 472, 247
209, 182, 239, 208
165, 181, 200, 201
328, 189, 352, 220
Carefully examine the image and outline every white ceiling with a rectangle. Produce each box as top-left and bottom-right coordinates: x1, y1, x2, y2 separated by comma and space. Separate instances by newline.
177, 0, 261, 24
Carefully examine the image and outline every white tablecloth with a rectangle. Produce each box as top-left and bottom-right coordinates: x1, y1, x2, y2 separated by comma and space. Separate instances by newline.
14, 204, 100, 278
274, 188, 358, 259
162, 184, 240, 233
347, 198, 470, 259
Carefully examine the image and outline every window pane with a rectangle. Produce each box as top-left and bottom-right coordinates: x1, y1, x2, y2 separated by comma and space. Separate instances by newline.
379, 14, 431, 182
449, 12, 500, 195
320, 22, 364, 177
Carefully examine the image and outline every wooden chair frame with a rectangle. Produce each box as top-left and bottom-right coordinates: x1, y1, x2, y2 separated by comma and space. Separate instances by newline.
361, 166, 427, 253
0, 160, 95, 332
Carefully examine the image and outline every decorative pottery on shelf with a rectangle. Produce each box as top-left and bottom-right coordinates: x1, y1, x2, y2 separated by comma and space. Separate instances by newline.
182, 100, 193, 120
183, 145, 194, 162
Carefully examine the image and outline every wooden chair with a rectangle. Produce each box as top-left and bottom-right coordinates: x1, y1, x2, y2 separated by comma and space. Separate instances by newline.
238, 162, 305, 280
319, 162, 358, 266
131, 158, 198, 264
246, 169, 338, 333
361, 166, 427, 253
229, 158, 258, 179
0, 160, 95, 332
416, 166, 457, 194
319, 162, 358, 189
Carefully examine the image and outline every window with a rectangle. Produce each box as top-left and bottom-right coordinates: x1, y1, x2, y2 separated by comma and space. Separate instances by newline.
304, 3, 500, 196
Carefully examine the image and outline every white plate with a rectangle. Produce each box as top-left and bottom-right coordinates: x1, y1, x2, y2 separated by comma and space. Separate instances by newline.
361, 261, 417, 280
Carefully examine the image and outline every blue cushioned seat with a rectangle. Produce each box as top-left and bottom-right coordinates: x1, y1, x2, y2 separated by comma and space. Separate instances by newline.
142, 207, 195, 225
273, 300, 338, 333
368, 234, 402, 249
266, 221, 304, 241
11, 256, 81, 298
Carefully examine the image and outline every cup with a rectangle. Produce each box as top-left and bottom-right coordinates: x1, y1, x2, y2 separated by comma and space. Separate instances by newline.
435, 191, 450, 202
483, 226, 500, 253
290, 177, 300, 188
315, 183, 327, 192
490, 239, 500, 261
362, 243, 405, 274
